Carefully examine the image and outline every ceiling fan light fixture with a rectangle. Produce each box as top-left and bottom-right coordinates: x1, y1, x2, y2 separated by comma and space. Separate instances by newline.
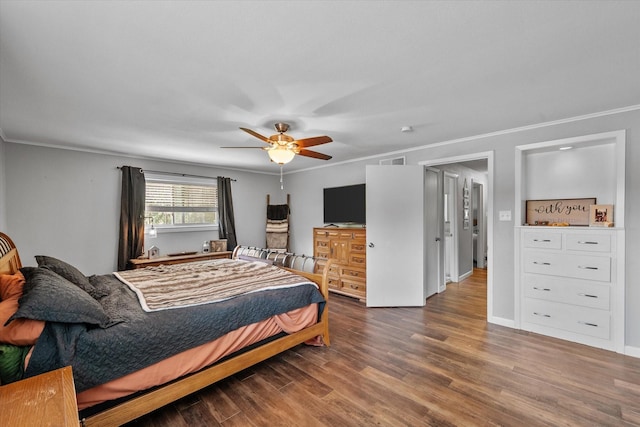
268, 146, 295, 164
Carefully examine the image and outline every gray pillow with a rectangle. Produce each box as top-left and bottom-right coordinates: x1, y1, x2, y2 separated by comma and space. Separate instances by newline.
8, 267, 112, 328
35, 255, 106, 299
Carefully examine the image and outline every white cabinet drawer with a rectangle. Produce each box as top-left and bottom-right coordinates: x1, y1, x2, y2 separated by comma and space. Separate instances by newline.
566, 233, 611, 253
523, 298, 610, 340
522, 231, 562, 249
522, 274, 610, 310
523, 251, 611, 282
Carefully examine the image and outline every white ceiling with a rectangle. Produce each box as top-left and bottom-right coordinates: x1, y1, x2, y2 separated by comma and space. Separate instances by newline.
1, 1, 639, 173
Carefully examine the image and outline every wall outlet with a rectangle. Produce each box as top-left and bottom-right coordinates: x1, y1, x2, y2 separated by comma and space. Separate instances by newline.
499, 210, 512, 221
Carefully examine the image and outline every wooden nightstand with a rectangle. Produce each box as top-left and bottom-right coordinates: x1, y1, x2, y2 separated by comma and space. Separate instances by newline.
128, 251, 232, 269
0, 366, 78, 426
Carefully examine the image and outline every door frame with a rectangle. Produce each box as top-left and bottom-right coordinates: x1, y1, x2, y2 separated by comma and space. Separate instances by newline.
419, 151, 495, 323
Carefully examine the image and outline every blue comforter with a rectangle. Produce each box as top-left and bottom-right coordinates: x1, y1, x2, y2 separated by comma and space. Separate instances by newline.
24, 273, 324, 392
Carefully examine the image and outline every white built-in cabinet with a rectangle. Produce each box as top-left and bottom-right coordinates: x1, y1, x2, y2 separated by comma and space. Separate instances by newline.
514, 130, 626, 353
516, 227, 623, 351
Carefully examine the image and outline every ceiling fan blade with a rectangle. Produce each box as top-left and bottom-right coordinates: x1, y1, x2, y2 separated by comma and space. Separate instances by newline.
298, 149, 332, 160
239, 127, 269, 143
220, 146, 269, 149
294, 135, 333, 148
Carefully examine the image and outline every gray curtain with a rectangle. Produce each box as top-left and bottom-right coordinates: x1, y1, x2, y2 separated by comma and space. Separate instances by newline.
118, 166, 146, 270
217, 176, 237, 250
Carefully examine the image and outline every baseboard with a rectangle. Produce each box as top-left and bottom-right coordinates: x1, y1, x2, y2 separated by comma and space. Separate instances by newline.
487, 316, 515, 329
458, 270, 472, 281
624, 345, 640, 359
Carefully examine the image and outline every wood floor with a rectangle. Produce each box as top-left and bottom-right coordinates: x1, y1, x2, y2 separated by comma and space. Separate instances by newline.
126, 269, 640, 426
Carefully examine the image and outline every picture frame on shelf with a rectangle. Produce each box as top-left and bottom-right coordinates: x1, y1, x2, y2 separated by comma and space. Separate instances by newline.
589, 204, 614, 227
209, 239, 228, 252
525, 197, 596, 226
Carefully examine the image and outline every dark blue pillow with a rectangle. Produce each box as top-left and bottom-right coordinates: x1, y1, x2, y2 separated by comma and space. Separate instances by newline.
8, 267, 112, 328
35, 255, 107, 299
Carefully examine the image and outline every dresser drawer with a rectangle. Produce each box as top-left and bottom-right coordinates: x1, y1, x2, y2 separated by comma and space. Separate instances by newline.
522, 231, 562, 249
523, 251, 611, 282
340, 277, 366, 298
350, 241, 366, 253
315, 238, 330, 248
314, 259, 327, 274
522, 274, 610, 310
314, 229, 340, 238
341, 266, 366, 280
523, 298, 610, 340
350, 253, 366, 266
566, 233, 611, 253
338, 230, 366, 240
327, 277, 341, 290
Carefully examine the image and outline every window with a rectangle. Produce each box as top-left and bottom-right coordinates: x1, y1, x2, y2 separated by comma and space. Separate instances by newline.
145, 173, 218, 231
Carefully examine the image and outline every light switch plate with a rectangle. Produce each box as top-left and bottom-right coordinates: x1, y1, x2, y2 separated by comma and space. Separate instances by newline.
499, 210, 512, 221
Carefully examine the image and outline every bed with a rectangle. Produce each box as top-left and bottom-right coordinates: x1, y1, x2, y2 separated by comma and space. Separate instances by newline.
0, 233, 330, 426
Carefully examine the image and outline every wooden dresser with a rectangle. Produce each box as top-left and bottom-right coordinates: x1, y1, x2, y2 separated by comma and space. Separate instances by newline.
313, 227, 366, 301
0, 366, 79, 426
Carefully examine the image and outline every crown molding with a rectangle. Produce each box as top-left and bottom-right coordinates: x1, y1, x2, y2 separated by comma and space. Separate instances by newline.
3, 104, 639, 176
287, 104, 640, 175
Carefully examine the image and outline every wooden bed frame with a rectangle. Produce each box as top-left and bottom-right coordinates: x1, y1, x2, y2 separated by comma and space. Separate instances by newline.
0, 233, 331, 427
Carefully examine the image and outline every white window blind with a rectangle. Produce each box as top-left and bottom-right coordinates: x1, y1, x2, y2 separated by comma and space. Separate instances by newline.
145, 175, 218, 228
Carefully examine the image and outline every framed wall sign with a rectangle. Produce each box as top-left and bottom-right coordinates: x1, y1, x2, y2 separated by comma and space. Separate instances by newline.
525, 198, 596, 226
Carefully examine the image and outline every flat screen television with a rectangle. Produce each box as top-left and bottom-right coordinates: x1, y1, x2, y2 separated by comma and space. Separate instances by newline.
323, 183, 366, 225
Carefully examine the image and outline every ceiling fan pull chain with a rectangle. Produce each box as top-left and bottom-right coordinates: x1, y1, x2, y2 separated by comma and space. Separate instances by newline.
280, 165, 284, 190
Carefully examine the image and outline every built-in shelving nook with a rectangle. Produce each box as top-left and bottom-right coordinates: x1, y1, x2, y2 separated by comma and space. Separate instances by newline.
514, 130, 626, 353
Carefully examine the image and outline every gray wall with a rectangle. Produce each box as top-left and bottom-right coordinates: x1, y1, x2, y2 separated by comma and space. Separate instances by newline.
2, 108, 639, 352
0, 136, 6, 231
285, 108, 640, 351
4, 143, 281, 274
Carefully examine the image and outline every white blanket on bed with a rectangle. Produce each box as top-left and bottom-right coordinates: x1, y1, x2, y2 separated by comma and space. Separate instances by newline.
114, 259, 313, 312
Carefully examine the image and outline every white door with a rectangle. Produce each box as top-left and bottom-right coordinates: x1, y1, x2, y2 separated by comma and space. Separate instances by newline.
366, 165, 426, 307
424, 168, 442, 296
443, 172, 459, 283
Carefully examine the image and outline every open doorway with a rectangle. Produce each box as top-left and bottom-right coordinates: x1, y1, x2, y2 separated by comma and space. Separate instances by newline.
419, 152, 494, 321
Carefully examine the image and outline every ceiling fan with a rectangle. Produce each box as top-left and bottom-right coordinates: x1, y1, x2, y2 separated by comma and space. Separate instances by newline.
224, 123, 332, 165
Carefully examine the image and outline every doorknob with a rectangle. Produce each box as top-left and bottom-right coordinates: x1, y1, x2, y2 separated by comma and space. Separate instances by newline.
368, 242, 375, 248
435, 237, 441, 242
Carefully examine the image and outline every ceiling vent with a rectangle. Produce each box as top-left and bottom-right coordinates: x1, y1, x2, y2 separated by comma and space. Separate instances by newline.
379, 156, 406, 166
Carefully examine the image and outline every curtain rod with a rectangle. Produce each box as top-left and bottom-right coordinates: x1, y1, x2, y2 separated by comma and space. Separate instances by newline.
116, 167, 236, 181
